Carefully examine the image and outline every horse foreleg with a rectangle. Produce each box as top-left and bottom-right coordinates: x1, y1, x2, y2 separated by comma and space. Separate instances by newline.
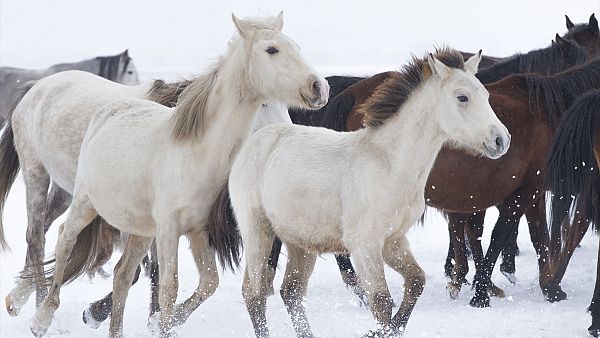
170, 230, 219, 328
384, 234, 425, 335
280, 244, 317, 338
265, 237, 282, 296
108, 235, 153, 338
30, 196, 97, 337
154, 220, 180, 337
447, 213, 469, 299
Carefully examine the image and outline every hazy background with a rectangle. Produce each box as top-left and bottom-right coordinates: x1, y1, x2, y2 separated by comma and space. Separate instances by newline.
1, 0, 599, 78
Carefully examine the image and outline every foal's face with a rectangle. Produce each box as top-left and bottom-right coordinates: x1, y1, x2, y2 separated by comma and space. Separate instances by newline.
429, 53, 510, 159
232, 13, 329, 110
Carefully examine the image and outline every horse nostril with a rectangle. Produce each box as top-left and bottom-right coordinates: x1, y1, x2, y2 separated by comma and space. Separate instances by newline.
495, 136, 503, 149
312, 81, 321, 97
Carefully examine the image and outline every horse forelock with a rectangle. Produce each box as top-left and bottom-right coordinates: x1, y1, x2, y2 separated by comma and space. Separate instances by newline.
357, 47, 464, 127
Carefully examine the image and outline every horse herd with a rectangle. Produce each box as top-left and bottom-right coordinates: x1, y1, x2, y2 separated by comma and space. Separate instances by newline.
0, 11, 599, 338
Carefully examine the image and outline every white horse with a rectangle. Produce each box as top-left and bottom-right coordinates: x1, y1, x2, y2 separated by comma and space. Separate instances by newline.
224, 48, 511, 337
29, 12, 328, 338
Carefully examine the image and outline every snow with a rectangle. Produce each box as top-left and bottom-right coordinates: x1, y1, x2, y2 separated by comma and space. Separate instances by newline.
2, 1, 600, 337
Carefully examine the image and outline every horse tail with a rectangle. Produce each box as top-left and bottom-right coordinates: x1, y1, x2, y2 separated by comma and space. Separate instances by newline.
546, 90, 600, 259
0, 81, 37, 251
205, 180, 242, 271
39, 216, 106, 285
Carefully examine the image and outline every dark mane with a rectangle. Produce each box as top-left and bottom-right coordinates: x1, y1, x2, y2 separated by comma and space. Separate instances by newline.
96, 52, 129, 81
476, 39, 589, 84
357, 47, 465, 127
147, 78, 195, 108
524, 58, 600, 128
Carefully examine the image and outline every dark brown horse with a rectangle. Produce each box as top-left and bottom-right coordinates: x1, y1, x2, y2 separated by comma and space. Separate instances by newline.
545, 89, 600, 336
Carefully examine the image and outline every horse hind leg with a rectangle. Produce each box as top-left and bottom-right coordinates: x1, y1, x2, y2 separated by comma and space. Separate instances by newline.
169, 229, 219, 328
30, 195, 97, 337
5, 163, 50, 317
108, 235, 153, 338
239, 207, 275, 338
383, 234, 425, 335
280, 244, 317, 338
43, 184, 72, 233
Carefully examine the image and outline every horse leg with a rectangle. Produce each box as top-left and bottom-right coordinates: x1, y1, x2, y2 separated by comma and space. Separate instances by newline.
499, 226, 518, 284
542, 201, 590, 302
30, 195, 97, 337
240, 208, 274, 338
154, 217, 181, 337
446, 213, 469, 299
170, 229, 219, 327
384, 234, 425, 334
265, 237, 282, 296
149, 240, 160, 316
108, 235, 153, 338
445, 230, 455, 278
280, 244, 317, 337
5, 163, 50, 317
464, 212, 504, 298
470, 188, 534, 308
588, 236, 600, 337
43, 184, 71, 233
87, 223, 118, 279
347, 240, 392, 335
82, 265, 142, 329
334, 254, 368, 306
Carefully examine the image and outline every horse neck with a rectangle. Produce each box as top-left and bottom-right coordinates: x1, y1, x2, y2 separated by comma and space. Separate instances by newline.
46, 59, 99, 76
359, 82, 446, 193
191, 58, 262, 167
476, 55, 521, 84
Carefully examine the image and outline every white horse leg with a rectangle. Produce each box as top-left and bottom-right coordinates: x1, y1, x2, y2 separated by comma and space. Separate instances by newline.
171, 229, 219, 327
280, 244, 317, 338
5, 163, 50, 316
43, 184, 72, 233
30, 195, 97, 337
383, 234, 425, 334
154, 219, 180, 337
347, 241, 392, 332
239, 208, 273, 338
108, 234, 153, 338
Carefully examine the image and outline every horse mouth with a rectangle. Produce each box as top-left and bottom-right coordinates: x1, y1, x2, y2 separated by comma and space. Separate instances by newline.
300, 92, 324, 109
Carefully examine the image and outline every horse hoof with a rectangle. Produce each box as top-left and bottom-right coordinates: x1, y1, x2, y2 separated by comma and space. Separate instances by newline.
82, 308, 102, 329
544, 287, 567, 303
501, 271, 517, 284
446, 283, 460, 300
5, 294, 21, 317
469, 296, 490, 308
29, 316, 49, 338
487, 285, 505, 298
362, 327, 403, 338
588, 325, 600, 337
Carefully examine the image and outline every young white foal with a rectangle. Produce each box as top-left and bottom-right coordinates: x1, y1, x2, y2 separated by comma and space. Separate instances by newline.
228, 48, 510, 337
30, 13, 328, 337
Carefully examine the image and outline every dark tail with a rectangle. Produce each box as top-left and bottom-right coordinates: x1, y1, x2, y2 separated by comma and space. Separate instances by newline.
0, 81, 37, 251
546, 89, 600, 259
205, 180, 242, 271
33, 216, 106, 285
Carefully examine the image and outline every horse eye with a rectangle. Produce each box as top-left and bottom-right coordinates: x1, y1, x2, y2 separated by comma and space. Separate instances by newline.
265, 47, 279, 55
127, 71, 133, 75
457, 95, 468, 103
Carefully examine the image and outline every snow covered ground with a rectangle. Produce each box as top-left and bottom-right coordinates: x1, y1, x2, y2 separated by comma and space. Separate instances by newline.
2, 0, 600, 337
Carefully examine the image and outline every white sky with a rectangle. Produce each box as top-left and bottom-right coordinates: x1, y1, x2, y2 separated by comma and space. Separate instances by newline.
1, 0, 599, 77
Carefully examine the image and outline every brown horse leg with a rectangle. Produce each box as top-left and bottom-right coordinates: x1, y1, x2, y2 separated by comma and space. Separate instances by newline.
444, 231, 455, 278
542, 201, 590, 302
588, 235, 600, 337
334, 254, 368, 306
447, 213, 470, 299
471, 187, 537, 308
264, 237, 282, 296
280, 245, 317, 338
499, 226, 518, 283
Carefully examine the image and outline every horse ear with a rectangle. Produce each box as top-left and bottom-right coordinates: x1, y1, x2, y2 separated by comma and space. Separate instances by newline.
555, 33, 567, 46
427, 53, 451, 79
464, 49, 482, 75
232, 13, 249, 38
273, 11, 284, 32
590, 14, 599, 35
565, 15, 575, 29
122, 49, 129, 57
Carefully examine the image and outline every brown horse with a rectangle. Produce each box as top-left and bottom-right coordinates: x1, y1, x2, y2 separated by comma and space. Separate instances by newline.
545, 89, 600, 336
